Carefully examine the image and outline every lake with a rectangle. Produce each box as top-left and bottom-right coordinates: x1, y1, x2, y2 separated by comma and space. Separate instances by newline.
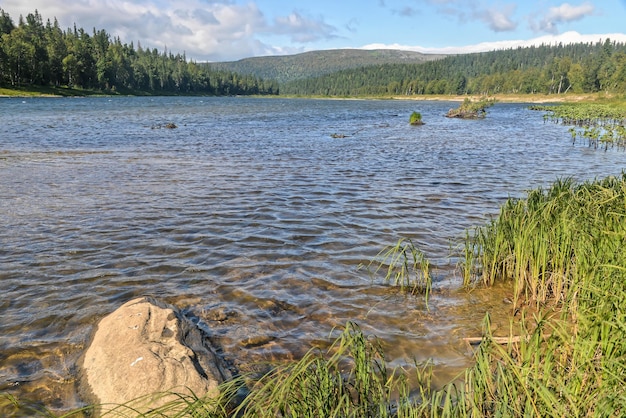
0, 96, 624, 411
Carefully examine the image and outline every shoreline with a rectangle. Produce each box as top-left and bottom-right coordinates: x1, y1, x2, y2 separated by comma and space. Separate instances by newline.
1, 85, 622, 104
390, 92, 621, 104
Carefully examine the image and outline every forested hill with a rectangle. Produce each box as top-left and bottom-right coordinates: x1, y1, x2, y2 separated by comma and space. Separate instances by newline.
281, 40, 626, 97
207, 49, 445, 83
0, 9, 278, 95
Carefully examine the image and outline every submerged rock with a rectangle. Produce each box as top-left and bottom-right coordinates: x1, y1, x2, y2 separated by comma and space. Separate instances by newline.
151, 122, 178, 129
79, 297, 232, 413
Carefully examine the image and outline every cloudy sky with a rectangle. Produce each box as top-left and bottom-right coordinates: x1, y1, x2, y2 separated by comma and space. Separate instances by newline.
2, 0, 626, 62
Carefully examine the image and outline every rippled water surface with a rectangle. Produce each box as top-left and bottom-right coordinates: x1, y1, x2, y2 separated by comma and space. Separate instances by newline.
1, 96, 624, 411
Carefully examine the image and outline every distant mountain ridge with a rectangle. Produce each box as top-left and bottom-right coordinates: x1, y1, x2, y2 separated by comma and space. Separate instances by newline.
206, 49, 446, 83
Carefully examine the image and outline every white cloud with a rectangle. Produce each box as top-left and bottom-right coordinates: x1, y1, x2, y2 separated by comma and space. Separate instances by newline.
413, 0, 518, 33
534, 2, 595, 34
475, 5, 517, 32
274, 11, 337, 43
360, 31, 626, 55
548, 2, 595, 21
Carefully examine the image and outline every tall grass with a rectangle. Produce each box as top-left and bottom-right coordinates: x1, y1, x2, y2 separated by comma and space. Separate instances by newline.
364, 238, 432, 302
463, 174, 626, 309
454, 173, 626, 416
448, 275, 626, 416
229, 322, 406, 418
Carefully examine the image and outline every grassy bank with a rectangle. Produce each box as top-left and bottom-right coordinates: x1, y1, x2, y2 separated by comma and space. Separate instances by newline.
457, 174, 626, 416
0, 85, 113, 97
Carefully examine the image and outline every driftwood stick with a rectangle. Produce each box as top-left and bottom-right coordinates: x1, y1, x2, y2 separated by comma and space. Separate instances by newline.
464, 336, 524, 345
463, 334, 552, 345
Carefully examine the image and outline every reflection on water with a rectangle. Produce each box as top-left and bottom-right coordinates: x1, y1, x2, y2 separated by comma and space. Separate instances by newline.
0, 97, 624, 411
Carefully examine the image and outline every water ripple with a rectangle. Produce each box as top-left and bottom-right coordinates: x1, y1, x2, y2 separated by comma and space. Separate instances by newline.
1, 97, 624, 411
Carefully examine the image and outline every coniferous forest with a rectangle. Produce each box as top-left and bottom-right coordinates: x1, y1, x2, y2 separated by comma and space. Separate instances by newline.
2, 8, 626, 98
0, 9, 279, 95
281, 40, 626, 96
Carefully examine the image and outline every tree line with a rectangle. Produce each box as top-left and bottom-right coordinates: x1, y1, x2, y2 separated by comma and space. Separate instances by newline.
0, 9, 279, 95
281, 40, 626, 97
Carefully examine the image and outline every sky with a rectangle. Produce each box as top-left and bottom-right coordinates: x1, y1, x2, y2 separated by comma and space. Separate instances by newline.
1, 0, 626, 62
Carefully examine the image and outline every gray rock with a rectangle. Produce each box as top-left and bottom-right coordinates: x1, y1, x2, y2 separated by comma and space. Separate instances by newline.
80, 297, 231, 414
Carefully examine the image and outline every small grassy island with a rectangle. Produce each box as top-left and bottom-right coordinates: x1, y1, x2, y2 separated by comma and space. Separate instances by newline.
446, 98, 495, 119
409, 111, 424, 125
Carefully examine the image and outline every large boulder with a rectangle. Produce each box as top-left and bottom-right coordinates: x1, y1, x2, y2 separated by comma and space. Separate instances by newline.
80, 297, 232, 413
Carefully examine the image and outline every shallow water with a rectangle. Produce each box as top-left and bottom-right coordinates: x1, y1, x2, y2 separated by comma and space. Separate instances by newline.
0, 96, 624, 411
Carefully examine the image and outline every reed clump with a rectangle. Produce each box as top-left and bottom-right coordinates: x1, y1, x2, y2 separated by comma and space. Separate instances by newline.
531, 103, 626, 149
463, 174, 626, 310
409, 111, 424, 125
365, 238, 432, 302
453, 173, 626, 416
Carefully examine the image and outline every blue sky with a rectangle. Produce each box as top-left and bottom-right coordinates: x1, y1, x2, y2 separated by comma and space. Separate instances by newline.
2, 0, 626, 62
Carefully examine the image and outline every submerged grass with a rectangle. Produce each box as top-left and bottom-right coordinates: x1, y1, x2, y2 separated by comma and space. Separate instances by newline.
6, 174, 626, 417
364, 238, 432, 302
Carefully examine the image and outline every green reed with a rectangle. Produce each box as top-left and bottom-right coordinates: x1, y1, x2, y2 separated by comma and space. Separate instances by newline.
364, 238, 432, 302
452, 174, 626, 416
531, 103, 626, 149
463, 175, 626, 309
446, 272, 626, 417
223, 322, 416, 418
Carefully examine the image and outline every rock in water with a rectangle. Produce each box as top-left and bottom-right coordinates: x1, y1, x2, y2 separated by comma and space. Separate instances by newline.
80, 297, 231, 413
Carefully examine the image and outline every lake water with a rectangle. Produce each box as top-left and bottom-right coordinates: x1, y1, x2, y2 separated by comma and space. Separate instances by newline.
1, 96, 624, 412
